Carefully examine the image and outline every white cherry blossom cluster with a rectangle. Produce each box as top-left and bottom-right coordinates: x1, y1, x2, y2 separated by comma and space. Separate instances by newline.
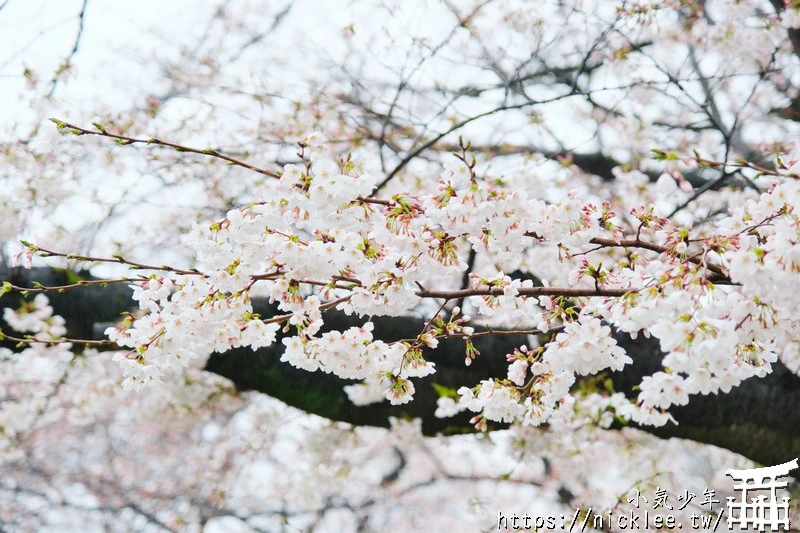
2, 293, 67, 343
68, 137, 800, 433
0, 295, 73, 453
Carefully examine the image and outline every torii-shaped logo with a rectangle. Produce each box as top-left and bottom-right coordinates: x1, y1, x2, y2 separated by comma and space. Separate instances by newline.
726, 458, 798, 531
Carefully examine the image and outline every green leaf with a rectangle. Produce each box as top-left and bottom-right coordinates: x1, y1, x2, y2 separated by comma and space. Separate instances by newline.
431, 382, 459, 399
64, 270, 86, 284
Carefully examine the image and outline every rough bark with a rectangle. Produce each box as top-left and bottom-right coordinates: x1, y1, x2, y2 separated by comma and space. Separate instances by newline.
2, 266, 798, 466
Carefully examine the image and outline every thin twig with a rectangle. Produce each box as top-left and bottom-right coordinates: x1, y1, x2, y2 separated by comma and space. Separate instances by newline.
47, 0, 89, 98
50, 120, 281, 178
27, 244, 203, 276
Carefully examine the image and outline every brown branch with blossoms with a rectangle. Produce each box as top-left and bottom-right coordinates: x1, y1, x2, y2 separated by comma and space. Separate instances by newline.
1, 277, 148, 296
48, 119, 282, 179
414, 286, 630, 299
586, 237, 731, 281
20, 242, 203, 276
0, 329, 114, 347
